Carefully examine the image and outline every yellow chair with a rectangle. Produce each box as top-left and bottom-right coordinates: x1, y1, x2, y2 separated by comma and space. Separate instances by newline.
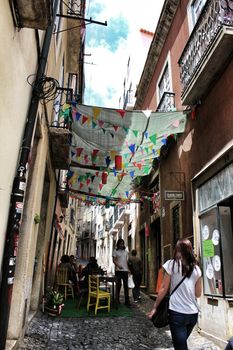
55, 267, 74, 300
87, 275, 111, 315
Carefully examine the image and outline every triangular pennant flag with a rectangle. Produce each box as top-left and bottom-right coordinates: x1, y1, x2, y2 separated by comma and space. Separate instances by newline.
161, 138, 167, 145
102, 128, 106, 134
144, 131, 149, 139
123, 126, 129, 133
80, 183, 84, 189
125, 191, 129, 198
91, 176, 95, 182
143, 165, 150, 175
95, 172, 99, 177
110, 150, 117, 159
99, 184, 103, 191
92, 121, 97, 128
92, 149, 99, 157
91, 155, 97, 163
113, 125, 119, 132
172, 119, 180, 128
142, 110, 152, 118
129, 170, 135, 178
112, 188, 117, 196
71, 151, 75, 158
105, 156, 111, 167
116, 109, 126, 118
86, 179, 91, 186
132, 130, 139, 138
76, 112, 81, 121
92, 106, 101, 120
98, 120, 104, 127
113, 169, 117, 176
82, 115, 89, 125
129, 144, 136, 154
76, 148, 83, 157
149, 134, 157, 145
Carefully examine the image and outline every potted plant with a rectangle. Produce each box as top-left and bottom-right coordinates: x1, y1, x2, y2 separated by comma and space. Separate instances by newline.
44, 288, 64, 317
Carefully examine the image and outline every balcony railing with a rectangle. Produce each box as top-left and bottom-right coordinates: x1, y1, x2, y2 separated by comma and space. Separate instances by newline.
179, 0, 233, 105
11, 0, 52, 29
156, 92, 175, 112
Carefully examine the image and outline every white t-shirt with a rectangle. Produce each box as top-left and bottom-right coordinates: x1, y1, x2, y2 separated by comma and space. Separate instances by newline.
163, 259, 202, 314
112, 249, 129, 271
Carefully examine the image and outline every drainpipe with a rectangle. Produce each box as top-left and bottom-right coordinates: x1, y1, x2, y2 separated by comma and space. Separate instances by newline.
0, 1, 59, 347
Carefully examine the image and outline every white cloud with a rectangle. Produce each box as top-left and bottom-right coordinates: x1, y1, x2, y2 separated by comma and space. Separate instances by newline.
84, 0, 165, 108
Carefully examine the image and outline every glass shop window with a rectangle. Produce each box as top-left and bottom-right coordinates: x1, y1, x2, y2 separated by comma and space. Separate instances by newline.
199, 204, 233, 297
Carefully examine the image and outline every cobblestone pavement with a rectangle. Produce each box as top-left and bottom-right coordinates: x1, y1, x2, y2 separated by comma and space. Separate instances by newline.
18, 293, 221, 350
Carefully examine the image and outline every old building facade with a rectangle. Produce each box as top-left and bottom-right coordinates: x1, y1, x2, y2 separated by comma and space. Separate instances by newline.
135, 0, 233, 346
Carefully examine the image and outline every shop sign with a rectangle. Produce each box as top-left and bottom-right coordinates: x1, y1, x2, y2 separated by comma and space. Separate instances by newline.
165, 191, 185, 200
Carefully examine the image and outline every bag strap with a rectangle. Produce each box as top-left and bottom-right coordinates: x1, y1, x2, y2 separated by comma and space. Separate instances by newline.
170, 275, 186, 296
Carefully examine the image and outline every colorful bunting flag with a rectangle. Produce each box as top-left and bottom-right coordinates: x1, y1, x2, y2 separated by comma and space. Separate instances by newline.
116, 109, 126, 118
149, 134, 157, 145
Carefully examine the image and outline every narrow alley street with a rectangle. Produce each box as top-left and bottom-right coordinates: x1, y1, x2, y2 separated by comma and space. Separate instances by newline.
18, 293, 221, 350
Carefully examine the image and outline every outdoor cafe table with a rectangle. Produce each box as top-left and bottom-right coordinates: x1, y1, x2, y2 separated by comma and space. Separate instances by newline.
98, 275, 119, 309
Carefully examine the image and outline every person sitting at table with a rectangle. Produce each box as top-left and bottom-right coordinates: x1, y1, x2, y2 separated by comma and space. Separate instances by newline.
79, 257, 103, 289
58, 254, 78, 292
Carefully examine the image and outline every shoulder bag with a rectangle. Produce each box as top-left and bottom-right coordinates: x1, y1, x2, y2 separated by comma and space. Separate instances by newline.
151, 275, 186, 328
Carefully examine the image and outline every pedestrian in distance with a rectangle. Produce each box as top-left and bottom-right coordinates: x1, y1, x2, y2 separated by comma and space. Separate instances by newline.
128, 249, 143, 303
147, 238, 202, 350
112, 238, 131, 307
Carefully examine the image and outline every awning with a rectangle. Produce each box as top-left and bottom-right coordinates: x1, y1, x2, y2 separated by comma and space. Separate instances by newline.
68, 103, 187, 204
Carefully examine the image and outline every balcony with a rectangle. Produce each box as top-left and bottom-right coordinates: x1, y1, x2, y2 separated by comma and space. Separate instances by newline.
11, 0, 52, 29
49, 127, 71, 169
156, 92, 175, 112
179, 0, 233, 105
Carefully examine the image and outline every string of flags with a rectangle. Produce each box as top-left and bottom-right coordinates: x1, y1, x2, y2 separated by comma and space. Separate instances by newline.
57, 102, 187, 203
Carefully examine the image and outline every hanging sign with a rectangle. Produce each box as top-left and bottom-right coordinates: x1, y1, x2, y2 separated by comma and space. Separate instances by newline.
165, 191, 185, 200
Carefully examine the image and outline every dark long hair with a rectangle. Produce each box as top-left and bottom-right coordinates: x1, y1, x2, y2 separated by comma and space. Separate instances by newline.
172, 239, 198, 278
116, 238, 125, 250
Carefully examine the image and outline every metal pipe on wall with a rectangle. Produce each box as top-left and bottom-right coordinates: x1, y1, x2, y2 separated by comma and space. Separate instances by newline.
0, 1, 59, 347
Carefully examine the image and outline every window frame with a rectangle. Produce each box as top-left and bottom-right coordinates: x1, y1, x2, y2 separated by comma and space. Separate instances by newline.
156, 53, 173, 107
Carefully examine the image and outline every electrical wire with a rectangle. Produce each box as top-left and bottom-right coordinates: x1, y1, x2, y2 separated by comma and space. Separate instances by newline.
27, 74, 60, 104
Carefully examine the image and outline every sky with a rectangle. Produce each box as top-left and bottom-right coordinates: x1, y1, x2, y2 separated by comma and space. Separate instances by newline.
83, 0, 165, 109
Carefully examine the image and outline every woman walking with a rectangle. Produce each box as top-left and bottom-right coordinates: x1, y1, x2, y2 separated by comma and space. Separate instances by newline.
148, 239, 202, 350
112, 238, 130, 307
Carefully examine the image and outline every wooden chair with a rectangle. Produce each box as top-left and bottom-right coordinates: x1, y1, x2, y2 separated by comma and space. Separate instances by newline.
55, 267, 74, 300
87, 275, 111, 315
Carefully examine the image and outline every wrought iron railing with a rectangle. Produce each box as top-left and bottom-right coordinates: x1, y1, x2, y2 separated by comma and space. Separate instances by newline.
179, 0, 233, 92
156, 92, 176, 112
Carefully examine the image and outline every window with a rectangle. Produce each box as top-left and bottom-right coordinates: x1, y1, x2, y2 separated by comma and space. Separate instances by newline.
197, 163, 233, 297
187, 0, 207, 31
199, 205, 233, 297
191, 0, 206, 24
158, 63, 171, 100
156, 54, 173, 111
